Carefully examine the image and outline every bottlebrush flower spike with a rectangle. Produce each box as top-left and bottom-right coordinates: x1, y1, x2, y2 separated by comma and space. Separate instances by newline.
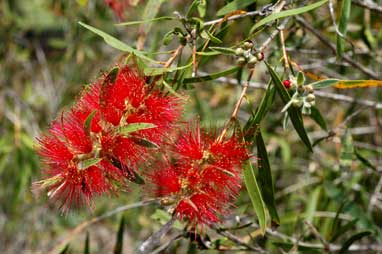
148, 123, 248, 227
98, 66, 182, 169
36, 111, 124, 213
36, 65, 183, 211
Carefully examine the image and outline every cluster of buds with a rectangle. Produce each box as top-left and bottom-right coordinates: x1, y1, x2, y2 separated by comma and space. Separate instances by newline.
282, 72, 316, 115
235, 41, 264, 68
36, 66, 182, 212
147, 124, 248, 227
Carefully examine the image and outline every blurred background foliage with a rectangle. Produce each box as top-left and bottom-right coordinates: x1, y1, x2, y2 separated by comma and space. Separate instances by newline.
0, 0, 382, 253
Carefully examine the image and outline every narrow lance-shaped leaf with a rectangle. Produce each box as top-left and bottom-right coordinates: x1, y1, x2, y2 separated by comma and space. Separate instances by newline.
250, 0, 328, 33
84, 232, 90, 254
310, 106, 327, 131
340, 129, 354, 170
116, 16, 174, 26
339, 231, 372, 254
265, 61, 313, 152
336, 0, 351, 58
183, 66, 240, 84
244, 80, 275, 142
84, 110, 97, 134
78, 158, 103, 170
78, 22, 155, 63
114, 216, 125, 254
217, 0, 257, 16
256, 130, 280, 227
119, 123, 157, 136
243, 160, 267, 234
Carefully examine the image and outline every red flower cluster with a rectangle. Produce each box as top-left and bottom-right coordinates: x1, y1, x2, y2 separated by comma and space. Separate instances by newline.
148, 124, 248, 226
37, 66, 181, 212
104, 0, 140, 19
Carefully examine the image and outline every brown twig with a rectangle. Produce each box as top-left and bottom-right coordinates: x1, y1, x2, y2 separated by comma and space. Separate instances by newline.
163, 45, 185, 68
296, 16, 380, 79
352, 0, 382, 14
218, 69, 255, 141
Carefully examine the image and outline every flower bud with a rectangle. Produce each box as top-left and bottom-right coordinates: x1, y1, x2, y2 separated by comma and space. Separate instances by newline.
256, 52, 264, 61
306, 93, 315, 102
243, 41, 253, 50
305, 84, 314, 93
236, 57, 246, 66
235, 47, 244, 56
292, 99, 303, 107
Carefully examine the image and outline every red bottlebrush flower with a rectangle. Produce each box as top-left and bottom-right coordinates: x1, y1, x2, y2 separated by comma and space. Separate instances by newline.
283, 79, 291, 89
36, 65, 183, 211
99, 66, 182, 168
104, 0, 141, 19
36, 111, 123, 212
147, 123, 248, 227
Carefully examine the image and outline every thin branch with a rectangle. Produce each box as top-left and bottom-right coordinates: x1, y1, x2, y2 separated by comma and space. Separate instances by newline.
199, 71, 382, 110
218, 69, 255, 141
214, 226, 265, 253
296, 16, 380, 79
163, 45, 185, 68
137, 216, 176, 254
352, 0, 382, 14
48, 199, 159, 254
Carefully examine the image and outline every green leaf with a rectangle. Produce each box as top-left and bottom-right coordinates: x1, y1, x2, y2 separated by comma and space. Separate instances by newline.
355, 150, 377, 171
119, 123, 157, 136
59, 244, 70, 254
339, 231, 372, 254
114, 216, 125, 254
305, 187, 321, 223
330, 219, 358, 242
256, 130, 280, 227
139, 0, 166, 37
143, 62, 192, 76
217, 0, 256, 16
197, 0, 207, 17
162, 80, 187, 99
130, 136, 159, 148
340, 129, 354, 169
162, 30, 175, 45
265, 62, 313, 152
84, 110, 97, 134
244, 80, 275, 142
243, 160, 267, 234
201, 31, 222, 44
309, 106, 327, 131
250, 0, 328, 33
297, 71, 305, 86
115, 16, 174, 26
78, 158, 103, 170
209, 46, 237, 55
336, 0, 351, 58
183, 66, 240, 84
84, 232, 90, 254
78, 22, 155, 63
310, 79, 339, 89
